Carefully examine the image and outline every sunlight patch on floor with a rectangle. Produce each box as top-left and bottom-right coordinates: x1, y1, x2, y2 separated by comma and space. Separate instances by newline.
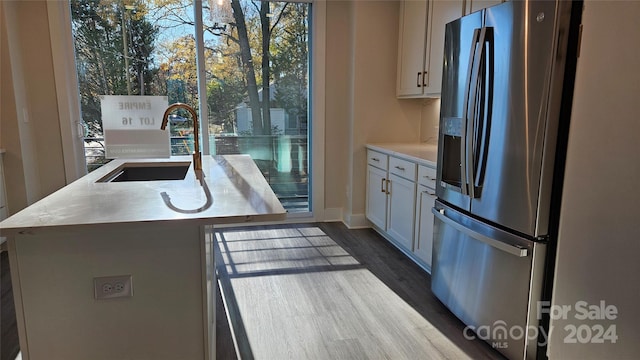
215, 225, 469, 359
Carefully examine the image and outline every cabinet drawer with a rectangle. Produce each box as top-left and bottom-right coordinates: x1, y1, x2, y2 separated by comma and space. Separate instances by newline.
418, 165, 437, 188
389, 157, 416, 181
367, 150, 388, 170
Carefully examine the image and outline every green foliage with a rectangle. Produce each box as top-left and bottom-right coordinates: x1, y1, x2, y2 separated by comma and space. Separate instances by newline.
71, 0, 159, 138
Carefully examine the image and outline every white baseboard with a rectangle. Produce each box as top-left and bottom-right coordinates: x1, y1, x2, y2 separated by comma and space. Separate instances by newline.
342, 212, 370, 229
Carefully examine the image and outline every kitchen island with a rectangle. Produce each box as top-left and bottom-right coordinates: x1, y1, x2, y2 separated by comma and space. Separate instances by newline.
0, 155, 286, 360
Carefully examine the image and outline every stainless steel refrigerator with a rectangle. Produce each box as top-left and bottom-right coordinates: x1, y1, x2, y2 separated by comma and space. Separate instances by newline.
432, 1, 581, 359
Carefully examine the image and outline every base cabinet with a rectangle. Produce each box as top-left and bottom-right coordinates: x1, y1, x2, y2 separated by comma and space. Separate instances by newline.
366, 165, 388, 230
365, 148, 437, 272
387, 173, 417, 250
414, 184, 437, 270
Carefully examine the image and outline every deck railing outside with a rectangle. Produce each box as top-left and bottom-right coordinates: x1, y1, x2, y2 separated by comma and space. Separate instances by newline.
84, 135, 309, 212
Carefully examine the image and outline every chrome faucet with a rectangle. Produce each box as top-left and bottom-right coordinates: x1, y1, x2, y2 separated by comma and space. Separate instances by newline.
161, 103, 202, 171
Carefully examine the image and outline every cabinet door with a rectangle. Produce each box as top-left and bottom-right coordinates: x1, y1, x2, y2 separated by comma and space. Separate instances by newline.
366, 165, 388, 230
397, 0, 428, 97
387, 173, 417, 250
414, 184, 437, 269
465, 0, 503, 15
422, 0, 464, 95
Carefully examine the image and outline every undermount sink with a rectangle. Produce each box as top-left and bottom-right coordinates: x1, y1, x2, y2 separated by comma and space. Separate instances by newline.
97, 162, 191, 182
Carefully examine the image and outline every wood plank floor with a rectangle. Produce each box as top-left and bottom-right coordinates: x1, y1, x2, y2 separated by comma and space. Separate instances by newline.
214, 222, 505, 360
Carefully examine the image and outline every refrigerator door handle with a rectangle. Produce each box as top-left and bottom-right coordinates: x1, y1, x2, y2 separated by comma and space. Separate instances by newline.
465, 26, 488, 199
460, 28, 482, 196
474, 27, 493, 190
432, 207, 529, 257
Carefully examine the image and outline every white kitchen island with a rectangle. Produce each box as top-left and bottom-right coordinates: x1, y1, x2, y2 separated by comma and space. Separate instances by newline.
0, 155, 286, 360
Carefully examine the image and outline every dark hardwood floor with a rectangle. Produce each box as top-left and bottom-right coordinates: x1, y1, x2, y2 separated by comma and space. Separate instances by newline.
214, 222, 505, 359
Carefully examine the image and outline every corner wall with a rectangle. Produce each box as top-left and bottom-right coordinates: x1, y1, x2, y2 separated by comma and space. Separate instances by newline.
324, 0, 424, 227
0, 0, 67, 213
549, 1, 640, 358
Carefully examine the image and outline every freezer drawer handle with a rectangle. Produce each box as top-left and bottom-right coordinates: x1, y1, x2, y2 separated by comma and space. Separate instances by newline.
432, 208, 529, 257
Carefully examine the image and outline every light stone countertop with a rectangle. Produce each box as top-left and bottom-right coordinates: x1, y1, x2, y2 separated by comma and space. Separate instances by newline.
366, 142, 438, 167
0, 155, 286, 235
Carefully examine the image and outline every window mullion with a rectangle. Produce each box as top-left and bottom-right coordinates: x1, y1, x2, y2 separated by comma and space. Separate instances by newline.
194, 0, 210, 155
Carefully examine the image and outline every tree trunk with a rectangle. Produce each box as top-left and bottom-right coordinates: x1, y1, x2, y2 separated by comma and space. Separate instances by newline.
230, 0, 263, 134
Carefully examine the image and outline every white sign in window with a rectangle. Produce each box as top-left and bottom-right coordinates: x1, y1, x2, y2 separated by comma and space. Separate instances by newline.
100, 95, 170, 158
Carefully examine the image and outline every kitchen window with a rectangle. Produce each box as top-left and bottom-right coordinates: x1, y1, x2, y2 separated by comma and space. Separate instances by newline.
63, 0, 321, 214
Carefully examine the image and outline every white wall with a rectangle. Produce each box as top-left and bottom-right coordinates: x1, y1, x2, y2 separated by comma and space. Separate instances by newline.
324, 1, 352, 220
549, 1, 640, 358
323, 0, 424, 227
1, 1, 67, 213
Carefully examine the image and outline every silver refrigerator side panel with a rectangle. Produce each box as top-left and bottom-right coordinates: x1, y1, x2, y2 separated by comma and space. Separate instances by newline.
431, 200, 547, 360
468, 0, 572, 238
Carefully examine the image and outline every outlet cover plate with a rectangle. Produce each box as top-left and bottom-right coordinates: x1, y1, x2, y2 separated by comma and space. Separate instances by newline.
94, 275, 133, 300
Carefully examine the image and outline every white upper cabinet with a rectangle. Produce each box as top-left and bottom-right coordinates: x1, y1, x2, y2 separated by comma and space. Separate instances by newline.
464, 0, 505, 15
396, 0, 463, 98
396, 0, 428, 97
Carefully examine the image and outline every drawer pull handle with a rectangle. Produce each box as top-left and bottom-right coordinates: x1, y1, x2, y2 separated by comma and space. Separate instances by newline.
371, 157, 380, 162
380, 178, 386, 193
423, 175, 434, 180
395, 166, 405, 171
386, 179, 391, 194
423, 190, 436, 196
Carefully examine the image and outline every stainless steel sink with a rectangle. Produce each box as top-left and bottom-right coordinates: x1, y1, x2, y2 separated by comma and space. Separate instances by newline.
97, 162, 191, 182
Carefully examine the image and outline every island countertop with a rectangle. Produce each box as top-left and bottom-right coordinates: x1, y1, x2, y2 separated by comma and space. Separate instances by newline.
0, 155, 286, 234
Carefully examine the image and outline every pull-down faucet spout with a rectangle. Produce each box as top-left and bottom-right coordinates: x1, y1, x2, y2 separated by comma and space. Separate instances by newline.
161, 103, 202, 171
160, 103, 212, 213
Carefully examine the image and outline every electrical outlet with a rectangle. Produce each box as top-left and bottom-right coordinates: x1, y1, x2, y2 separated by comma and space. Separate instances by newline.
94, 275, 133, 300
